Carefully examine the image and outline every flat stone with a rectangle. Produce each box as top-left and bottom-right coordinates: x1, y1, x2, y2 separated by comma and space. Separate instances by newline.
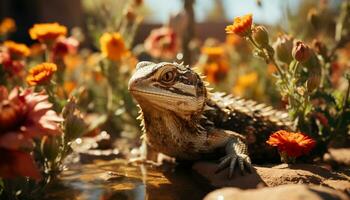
192, 162, 350, 191
204, 184, 350, 200
327, 148, 350, 166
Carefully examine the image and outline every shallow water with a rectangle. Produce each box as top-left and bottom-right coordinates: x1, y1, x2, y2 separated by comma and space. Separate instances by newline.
45, 159, 209, 200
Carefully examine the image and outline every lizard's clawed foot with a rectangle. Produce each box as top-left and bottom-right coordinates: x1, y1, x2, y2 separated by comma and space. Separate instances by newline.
215, 153, 253, 178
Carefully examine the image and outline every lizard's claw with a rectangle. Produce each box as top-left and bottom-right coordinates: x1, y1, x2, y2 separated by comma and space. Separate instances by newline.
215, 153, 252, 178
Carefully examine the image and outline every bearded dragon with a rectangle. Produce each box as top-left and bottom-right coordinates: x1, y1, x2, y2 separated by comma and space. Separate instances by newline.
128, 61, 293, 178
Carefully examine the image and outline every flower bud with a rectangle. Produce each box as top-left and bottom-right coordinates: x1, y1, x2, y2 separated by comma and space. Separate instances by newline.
252, 25, 269, 47
292, 41, 311, 62
62, 98, 87, 142
273, 34, 293, 64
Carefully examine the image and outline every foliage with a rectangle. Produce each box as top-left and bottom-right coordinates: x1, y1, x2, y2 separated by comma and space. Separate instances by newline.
0, 0, 349, 198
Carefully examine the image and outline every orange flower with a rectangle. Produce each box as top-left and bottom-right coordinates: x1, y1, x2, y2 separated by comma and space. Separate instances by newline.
201, 46, 225, 58
0, 18, 16, 35
29, 23, 67, 42
100, 32, 129, 61
26, 62, 57, 86
225, 14, 253, 37
266, 130, 316, 158
4, 40, 30, 58
232, 72, 258, 96
204, 61, 230, 84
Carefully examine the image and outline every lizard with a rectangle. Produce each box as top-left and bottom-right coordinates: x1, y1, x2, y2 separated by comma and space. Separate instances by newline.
128, 61, 293, 178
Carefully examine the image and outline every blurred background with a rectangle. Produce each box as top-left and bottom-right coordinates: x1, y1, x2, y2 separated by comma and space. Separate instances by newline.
0, 0, 342, 44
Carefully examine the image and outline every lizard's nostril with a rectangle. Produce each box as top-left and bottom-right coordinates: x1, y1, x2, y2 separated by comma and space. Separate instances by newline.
128, 78, 140, 91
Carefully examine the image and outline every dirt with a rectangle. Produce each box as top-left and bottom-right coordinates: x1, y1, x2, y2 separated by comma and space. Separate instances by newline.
204, 184, 350, 200
192, 162, 350, 194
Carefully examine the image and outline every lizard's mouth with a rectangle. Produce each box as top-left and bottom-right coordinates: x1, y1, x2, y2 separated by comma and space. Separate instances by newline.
130, 89, 180, 99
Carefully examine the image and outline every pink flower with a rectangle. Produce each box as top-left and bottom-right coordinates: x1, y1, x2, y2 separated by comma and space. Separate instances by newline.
52, 37, 79, 60
0, 86, 62, 179
144, 27, 179, 59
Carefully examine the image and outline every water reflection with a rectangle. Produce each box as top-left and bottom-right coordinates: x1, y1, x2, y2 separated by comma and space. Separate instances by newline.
45, 159, 208, 200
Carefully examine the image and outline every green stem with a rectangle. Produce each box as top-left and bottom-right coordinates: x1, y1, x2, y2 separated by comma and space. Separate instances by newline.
247, 35, 286, 80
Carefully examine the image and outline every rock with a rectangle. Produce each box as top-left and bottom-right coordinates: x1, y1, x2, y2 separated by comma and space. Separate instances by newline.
192, 162, 350, 191
326, 148, 350, 166
204, 184, 350, 200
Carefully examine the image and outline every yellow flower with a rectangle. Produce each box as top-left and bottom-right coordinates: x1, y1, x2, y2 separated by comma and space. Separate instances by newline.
225, 14, 253, 37
3, 40, 30, 58
29, 23, 67, 42
0, 18, 16, 35
201, 46, 225, 58
99, 32, 129, 61
232, 72, 258, 96
26, 62, 57, 86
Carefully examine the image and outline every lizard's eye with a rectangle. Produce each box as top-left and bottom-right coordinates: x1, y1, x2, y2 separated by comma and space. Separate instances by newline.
161, 70, 176, 83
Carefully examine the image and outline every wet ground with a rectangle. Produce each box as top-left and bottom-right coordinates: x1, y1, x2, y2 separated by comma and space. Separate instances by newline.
44, 159, 209, 200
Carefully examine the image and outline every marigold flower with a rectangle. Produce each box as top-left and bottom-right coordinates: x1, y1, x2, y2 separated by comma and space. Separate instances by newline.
3, 40, 30, 58
266, 130, 316, 159
0, 18, 16, 35
203, 61, 230, 84
29, 23, 67, 42
26, 62, 57, 86
232, 72, 258, 96
201, 46, 225, 58
144, 27, 179, 59
100, 32, 129, 61
0, 86, 62, 179
225, 14, 253, 37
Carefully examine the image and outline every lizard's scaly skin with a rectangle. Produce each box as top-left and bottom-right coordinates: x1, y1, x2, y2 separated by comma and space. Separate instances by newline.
128, 61, 293, 176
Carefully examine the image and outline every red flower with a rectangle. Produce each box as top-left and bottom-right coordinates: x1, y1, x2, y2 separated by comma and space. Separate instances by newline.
144, 27, 179, 59
0, 86, 62, 179
266, 130, 316, 158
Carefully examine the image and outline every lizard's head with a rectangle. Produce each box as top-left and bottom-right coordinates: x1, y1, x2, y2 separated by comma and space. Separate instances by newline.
128, 61, 206, 117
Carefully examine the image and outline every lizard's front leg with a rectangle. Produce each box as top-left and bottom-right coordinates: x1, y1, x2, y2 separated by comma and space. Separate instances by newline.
208, 129, 253, 178
129, 135, 175, 165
